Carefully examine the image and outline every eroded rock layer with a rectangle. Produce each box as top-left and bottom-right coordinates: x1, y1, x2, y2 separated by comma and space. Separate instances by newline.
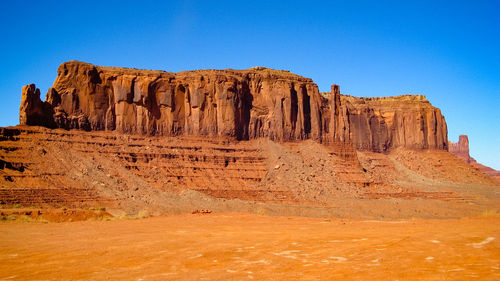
1, 126, 497, 217
19, 61, 448, 151
341, 95, 448, 152
0, 126, 368, 211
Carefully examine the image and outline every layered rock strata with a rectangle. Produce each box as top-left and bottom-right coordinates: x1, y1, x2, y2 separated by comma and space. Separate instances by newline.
19, 61, 448, 151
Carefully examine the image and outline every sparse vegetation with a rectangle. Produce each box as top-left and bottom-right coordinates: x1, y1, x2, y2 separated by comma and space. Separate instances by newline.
0, 214, 48, 223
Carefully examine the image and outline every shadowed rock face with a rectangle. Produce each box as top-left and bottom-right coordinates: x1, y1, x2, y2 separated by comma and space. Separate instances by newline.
19, 61, 448, 151
341, 95, 448, 152
19, 84, 56, 128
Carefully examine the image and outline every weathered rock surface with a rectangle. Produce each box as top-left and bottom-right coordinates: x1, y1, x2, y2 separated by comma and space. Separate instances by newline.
20, 61, 331, 142
341, 95, 448, 152
19, 61, 448, 151
449, 135, 500, 180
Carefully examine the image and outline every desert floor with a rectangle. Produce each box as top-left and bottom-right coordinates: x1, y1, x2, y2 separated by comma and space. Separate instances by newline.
0, 214, 499, 281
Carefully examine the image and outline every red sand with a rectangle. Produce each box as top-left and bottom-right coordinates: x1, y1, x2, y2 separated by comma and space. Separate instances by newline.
1, 213, 499, 280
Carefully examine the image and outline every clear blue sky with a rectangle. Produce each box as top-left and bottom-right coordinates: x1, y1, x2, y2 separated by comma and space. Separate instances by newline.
1, 0, 499, 169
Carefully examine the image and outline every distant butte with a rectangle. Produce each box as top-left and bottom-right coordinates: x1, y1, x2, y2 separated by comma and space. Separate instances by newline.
449, 135, 500, 180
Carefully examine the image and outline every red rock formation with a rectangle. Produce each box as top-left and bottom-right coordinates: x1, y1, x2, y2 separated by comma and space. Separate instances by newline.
449, 135, 500, 180
319, 85, 350, 144
448, 135, 470, 162
20, 61, 330, 142
341, 95, 448, 152
19, 61, 448, 152
19, 84, 56, 128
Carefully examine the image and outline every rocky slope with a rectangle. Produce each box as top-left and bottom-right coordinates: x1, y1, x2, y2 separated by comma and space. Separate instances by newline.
1, 126, 497, 218
20, 61, 448, 151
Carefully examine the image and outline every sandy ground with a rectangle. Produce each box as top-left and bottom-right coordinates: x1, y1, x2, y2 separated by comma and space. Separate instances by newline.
0, 214, 499, 280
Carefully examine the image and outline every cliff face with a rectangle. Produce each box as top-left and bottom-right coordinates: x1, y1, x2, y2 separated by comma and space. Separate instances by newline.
341, 95, 448, 152
19, 61, 448, 151
20, 61, 338, 142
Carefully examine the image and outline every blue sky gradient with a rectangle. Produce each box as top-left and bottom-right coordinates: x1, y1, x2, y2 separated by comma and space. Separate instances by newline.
1, 0, 499, 169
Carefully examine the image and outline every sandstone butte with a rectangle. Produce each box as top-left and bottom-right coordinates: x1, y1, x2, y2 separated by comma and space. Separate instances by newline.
5, 60, 498, 218
20, 61, 448, 152
449, 135, 500, 180
4, 62, 500, 281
